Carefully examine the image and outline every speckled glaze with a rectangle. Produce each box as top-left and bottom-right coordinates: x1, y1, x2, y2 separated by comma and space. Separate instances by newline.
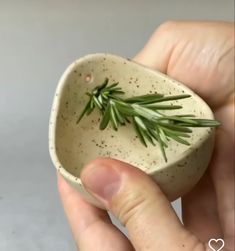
49, 53, 215, 208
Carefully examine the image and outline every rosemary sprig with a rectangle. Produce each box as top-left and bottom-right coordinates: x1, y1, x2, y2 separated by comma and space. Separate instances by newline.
77, 78, 220, 161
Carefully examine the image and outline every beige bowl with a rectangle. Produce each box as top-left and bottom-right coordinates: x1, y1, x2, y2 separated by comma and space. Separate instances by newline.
49, 53, 215, 208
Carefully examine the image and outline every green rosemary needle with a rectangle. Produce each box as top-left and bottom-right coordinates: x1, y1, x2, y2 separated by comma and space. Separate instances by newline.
77, 78, 220, 161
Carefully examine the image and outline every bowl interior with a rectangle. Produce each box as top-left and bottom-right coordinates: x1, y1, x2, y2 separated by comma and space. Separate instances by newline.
49, 54, 213, 180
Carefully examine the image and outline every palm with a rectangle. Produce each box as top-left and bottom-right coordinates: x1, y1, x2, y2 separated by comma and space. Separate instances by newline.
141, 21, 234, 247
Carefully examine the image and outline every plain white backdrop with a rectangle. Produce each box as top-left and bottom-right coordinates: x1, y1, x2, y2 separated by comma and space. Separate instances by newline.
0, 1, 234, 250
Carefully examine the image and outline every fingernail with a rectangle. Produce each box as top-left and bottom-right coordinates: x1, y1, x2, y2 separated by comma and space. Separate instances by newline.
81, 163, 121, 202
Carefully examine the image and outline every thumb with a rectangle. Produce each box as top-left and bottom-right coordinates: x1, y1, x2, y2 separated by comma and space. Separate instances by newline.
81, 158, 197, 250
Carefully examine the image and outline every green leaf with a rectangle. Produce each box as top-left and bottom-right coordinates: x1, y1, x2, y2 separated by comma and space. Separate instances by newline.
110, 104, 118, 130
115, 101, 137, 116
104, 82, 119, 92
155, 127, 167, 162
112, 103, 126, 125
159, 126, 191, 138
93, 96, 103, 110
132, 104, 161, 121
148, 128, 160, 142
158, 127, 168, 147
111, 90, 125, 95
183, 119, 221, 127
143, 104, 182, 110
133, 117, 147, 147
169, 134, 190, 146
86, 99, 95, 115
174, 114, 195, 117
134, 117, 155, 146
96, 78, 109, 92
142, 129, 156, 146
134, 116, 147, 130
159, 116, 199, 125
152, 94, 191, 103
101, 93, 108, 100
157, 122, 193, 133
98, 94, 103, 105
76, 99, 92, 124
125, 94, 164, 104
99, 102, 111, 130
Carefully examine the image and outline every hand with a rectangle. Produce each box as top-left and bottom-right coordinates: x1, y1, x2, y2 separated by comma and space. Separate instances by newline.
58, 21, 234, 251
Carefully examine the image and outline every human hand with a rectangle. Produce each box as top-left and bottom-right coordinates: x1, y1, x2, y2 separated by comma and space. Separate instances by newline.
58, 21, 234, 251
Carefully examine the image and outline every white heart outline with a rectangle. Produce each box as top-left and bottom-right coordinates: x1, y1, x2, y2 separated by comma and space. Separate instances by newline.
208, 238, 225, 251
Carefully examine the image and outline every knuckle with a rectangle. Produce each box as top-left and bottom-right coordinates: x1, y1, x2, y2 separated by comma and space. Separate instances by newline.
114, 189, 149, 227
155, 20, 178, 35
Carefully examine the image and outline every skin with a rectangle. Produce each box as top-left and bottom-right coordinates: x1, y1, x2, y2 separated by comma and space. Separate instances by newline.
58, 21, 234, 251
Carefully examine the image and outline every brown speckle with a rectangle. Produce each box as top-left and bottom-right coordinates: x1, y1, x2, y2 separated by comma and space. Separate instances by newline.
177, 163, 184, 167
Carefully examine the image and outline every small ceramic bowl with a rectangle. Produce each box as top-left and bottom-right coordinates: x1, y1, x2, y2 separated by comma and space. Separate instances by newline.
49, 53, 215, 208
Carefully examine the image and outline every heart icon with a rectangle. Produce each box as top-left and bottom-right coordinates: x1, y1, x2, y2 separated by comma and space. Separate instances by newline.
208, 239, 225, 251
